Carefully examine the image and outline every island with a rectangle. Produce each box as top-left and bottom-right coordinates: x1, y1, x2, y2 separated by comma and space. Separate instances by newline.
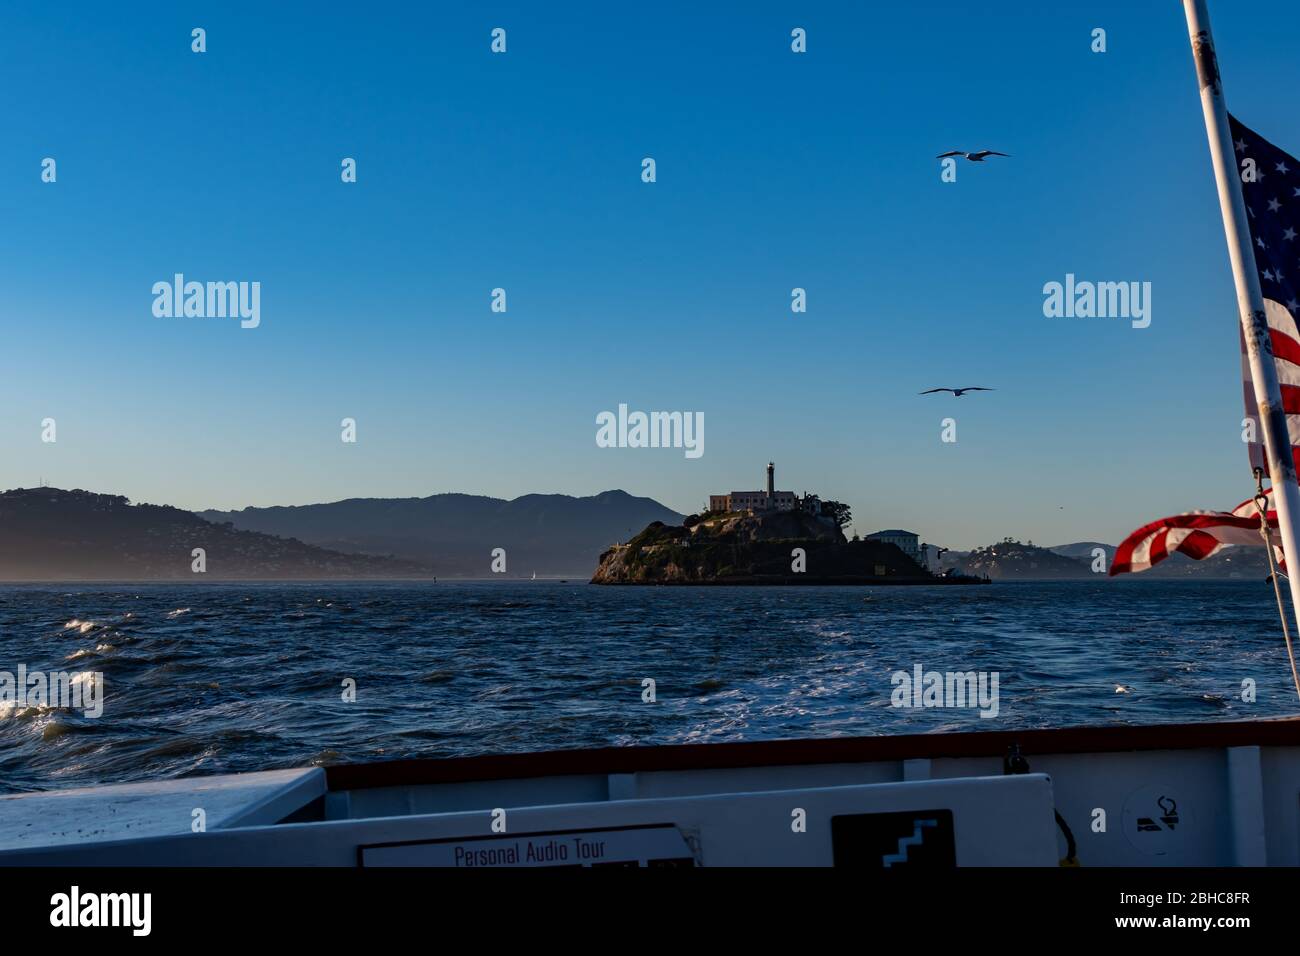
591, 469, 985, 587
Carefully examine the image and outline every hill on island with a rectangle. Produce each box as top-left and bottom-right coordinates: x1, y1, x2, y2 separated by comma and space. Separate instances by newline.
200, 489, 683, 577
592, 509, 976, 585
945, 539, 1094, 580
0, 488, 430, 581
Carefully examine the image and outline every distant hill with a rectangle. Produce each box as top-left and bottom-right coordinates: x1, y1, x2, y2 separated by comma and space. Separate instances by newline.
1138, 546, 1271, 579
945, 538, 1275, 580
1046, 539, 1272, 578
200, 490, 683, 577
1046, 541, 1115, 563
950, 539, 1093, 580
0, 488, 430, 581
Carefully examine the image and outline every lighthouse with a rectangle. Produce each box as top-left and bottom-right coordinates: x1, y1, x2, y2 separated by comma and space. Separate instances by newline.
708, 462, 802, 514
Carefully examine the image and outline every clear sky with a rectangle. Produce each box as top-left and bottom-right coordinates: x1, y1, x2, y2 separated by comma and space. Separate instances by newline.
3, 0, 1299, 550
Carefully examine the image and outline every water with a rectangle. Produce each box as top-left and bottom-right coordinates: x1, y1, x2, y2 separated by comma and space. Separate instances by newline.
1, 580, 1296, 794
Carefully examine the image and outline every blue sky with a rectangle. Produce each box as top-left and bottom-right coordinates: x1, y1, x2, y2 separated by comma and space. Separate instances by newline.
3, 0, 1300, 549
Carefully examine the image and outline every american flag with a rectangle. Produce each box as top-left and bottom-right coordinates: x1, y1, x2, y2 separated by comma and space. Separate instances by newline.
1110, 115, 1300, 577
1232, 114, 1300, 473
1109, 488, 1280, 576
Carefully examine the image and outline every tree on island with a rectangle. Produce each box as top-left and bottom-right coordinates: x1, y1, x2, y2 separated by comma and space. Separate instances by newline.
822, 500, 852, 530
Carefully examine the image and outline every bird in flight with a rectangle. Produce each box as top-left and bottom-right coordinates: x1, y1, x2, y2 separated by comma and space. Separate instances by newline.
919, 387, 995, 397
936, 150, 1009, 162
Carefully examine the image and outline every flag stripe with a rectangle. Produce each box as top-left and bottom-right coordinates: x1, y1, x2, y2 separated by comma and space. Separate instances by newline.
1110, 488, 1279, 576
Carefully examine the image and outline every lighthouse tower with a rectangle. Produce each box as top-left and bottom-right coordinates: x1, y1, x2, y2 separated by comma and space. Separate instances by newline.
766, 462, 775, 502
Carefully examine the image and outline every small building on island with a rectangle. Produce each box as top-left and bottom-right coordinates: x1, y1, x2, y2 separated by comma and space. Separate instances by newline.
865, 529, 921, 562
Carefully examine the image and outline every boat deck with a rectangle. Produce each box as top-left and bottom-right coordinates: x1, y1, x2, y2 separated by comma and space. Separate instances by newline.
4, 718, 1299, 866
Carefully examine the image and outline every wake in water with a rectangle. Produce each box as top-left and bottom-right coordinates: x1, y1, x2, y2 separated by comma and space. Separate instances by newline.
0, 580, 1295, 792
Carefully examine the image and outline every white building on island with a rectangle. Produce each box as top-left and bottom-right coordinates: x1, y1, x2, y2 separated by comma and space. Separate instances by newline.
710, 463, 823, 516
865, 529, 921, 561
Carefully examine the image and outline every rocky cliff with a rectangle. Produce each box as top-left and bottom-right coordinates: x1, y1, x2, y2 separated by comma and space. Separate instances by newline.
591, 510, 967, 585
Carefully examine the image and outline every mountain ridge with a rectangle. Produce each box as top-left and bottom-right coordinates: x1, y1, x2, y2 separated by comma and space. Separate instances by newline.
0, 487, 429, 580
939, 538, 1272, 579
199, 488, 684, 577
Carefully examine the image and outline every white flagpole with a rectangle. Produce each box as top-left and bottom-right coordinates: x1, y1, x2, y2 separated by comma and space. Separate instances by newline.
1183, 0, 1300, 627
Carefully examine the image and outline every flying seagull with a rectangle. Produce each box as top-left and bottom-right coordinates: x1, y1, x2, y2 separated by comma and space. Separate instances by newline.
919, 387, 995, 397
936, 150, 1009, 162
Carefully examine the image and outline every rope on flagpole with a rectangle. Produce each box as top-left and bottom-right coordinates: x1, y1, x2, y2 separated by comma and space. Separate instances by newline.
1254, 467, 1300, 702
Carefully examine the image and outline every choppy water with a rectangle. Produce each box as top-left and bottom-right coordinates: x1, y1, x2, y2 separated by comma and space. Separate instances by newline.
1, 580, 1297, 793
